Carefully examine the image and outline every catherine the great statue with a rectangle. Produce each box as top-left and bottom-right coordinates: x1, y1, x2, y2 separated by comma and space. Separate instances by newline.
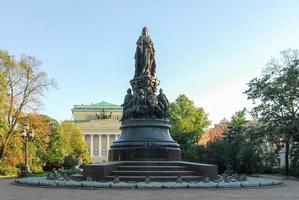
134, 27, 156, 78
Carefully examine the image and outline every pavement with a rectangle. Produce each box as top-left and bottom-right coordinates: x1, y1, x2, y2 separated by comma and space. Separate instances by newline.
0, 178, 298, 200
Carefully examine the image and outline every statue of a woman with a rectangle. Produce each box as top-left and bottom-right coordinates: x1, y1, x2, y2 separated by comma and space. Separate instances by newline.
134, 27, 156, 78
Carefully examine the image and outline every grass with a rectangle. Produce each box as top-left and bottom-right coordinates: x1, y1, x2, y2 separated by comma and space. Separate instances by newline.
0, 168, 82, 179
0, 174, 17, 179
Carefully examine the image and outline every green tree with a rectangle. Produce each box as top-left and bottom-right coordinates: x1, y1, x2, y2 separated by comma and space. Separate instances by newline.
0, 51, 13, 144
61, 122, 90, 166
245, 49, 299, 175
44, 117, 70, 170
205, 139, 230, 172
231, 108, 247, 130
0, 51, 56, 161
169, 94, 210, 160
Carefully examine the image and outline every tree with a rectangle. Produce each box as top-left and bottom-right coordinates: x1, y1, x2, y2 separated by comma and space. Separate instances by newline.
198, 123, 228, 146
245, 49, 299, 175
61, 122, 90, 166
231, 108, 247, 130
0, 51, 12, 144
0, 51, 56, 160
169, 94, 210, 159
44, 117, 70, 170
205, 139, 230, 173
25, 114, 51, 172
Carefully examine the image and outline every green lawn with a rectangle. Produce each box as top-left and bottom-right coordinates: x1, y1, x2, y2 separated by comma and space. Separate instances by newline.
0, 175, 17, 179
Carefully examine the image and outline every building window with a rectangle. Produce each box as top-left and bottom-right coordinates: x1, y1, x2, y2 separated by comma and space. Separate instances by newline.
93, 135, 99, 156
85, 135, 91, 154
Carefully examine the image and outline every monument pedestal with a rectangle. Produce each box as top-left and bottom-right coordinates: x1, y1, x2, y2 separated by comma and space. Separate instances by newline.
109, 119, 181, 161
83, 27, 218, 182
83, 119, 218, 182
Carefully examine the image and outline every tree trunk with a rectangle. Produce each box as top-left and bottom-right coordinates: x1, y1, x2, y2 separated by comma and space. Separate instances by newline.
285, 139, 289, 176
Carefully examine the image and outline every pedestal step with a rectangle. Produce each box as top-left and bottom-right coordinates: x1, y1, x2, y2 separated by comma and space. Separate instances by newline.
117, 165, 187, 171
122, 161, 185, 166
104, 175, 203, 182
111, 170, 195, 176
83, 161, 218, 181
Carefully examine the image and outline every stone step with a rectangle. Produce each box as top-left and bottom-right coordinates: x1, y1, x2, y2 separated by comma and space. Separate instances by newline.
104, 175, 203, 182
116, 165, 187, 171
122, 161, 184, 166
111, 170, 195, 176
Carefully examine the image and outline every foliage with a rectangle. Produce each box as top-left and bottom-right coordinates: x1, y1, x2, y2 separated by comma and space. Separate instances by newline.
169, 94, 210, 159
0, 162, 20, 176
170, 94, 210, 137
61, 122, 90, 165
0, 113, 90, 174
195, 108, 280, 174
290, 143, 299, 177
0, 50, 56, 161
231, 108, 247, 130
25, 114, 51, 172
63, 155, 78, 169
205, 139, 230, 173
198, 122, 228, 146
0, 134, 23, 175
245, 49, 299, 175
0, 51, 12, 156
43, 117, 70, 170
234, 140, 260, 174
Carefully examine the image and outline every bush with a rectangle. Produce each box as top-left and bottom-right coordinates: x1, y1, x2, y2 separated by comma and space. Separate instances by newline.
205, 139, 230, 173
290, 144, 299, 177
63, 155, 79, 169
42, 162, 62, 172
235, 143, 260, 174
182, 145, 206, 162
64, 168, 82, 175
0, 163, 19, 176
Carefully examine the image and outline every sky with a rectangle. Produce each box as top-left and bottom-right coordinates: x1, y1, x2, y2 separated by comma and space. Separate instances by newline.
1, 0, 299, 125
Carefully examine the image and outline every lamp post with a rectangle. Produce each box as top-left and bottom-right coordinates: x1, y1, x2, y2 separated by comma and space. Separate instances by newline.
21, 123, 34, 175
224, 125, 236, 175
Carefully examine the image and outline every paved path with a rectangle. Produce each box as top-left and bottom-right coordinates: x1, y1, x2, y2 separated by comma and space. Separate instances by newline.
0, 178, 298, 200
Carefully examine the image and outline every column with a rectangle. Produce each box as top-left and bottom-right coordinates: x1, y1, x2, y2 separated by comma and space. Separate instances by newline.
107, 134, 110, 152
99, 134, 102, 157
90, 134, 94, 157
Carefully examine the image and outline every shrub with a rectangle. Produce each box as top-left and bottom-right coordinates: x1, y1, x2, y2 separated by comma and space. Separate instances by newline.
205, 139, 230, 173
0, 163, 19, 176
290, 144, 299, 177
63, 155, 79, 169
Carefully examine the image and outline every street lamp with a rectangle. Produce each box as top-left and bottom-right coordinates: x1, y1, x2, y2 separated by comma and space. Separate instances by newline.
21, 123, 34, 175
223, 125, 236, 175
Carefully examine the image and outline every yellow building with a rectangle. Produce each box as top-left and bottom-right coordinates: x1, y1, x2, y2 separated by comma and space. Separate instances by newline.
72, 101, 122, 163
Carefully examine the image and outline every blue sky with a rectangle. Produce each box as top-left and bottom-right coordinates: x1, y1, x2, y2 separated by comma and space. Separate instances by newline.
1, 0, 299, 124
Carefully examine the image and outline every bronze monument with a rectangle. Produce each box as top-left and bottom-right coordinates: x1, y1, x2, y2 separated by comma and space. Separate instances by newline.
83, 27, 217, 182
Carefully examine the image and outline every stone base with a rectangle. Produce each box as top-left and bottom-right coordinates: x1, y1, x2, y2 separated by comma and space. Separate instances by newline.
109, 119, 181, 161
83, 161, 218, 181
109, 147, 181, 161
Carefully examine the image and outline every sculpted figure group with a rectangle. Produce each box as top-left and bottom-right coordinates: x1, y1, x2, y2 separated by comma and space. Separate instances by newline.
121, 88, 169, 120
121, 27, 170, 121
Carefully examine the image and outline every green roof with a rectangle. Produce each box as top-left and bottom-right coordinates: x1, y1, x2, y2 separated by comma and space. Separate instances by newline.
93, 101, 120, 107
73, 101, 122, 111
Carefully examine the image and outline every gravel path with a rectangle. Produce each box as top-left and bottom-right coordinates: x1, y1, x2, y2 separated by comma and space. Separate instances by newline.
0, 178, 298, 200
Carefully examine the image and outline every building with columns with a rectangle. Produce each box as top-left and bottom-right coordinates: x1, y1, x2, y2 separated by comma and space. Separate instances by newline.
71, 101, 122, 163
